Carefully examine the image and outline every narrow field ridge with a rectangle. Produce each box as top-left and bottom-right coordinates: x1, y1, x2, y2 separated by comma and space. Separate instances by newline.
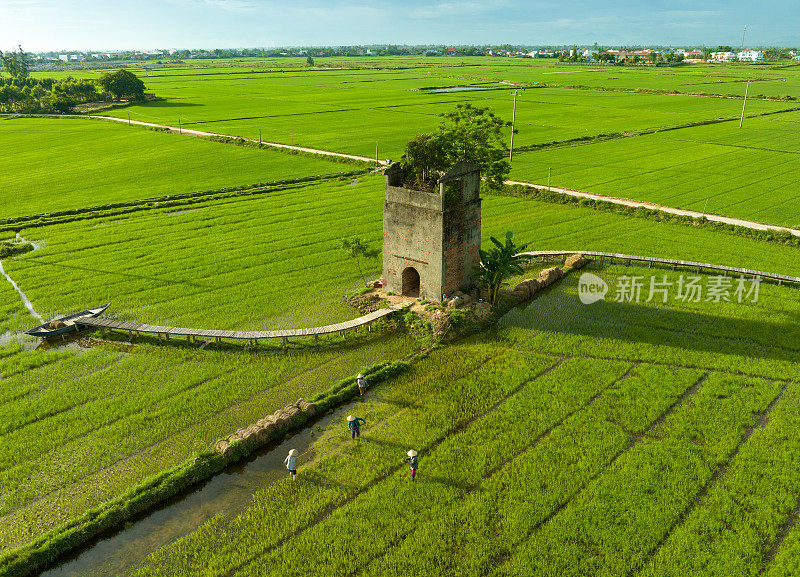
495, 368, 707, 569
221, 356, 566, 577
764, 498, 800, 566
630, 381, 789, 577
507, 182, 800, 237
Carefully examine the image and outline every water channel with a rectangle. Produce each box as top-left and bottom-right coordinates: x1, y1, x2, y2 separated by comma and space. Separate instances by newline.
0, 234, 44, 323
38, 397, 363, 576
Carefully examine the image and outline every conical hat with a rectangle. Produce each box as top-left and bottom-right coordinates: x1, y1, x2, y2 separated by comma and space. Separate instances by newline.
357, 373, 364, 379
347, 415, 356, 422
407, 449, 418, 457
288, 449, 298, 456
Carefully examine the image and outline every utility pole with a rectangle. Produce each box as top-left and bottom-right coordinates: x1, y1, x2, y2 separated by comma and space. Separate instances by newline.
259, 128, 261, 144
739, 79, 750, 128
178, 118, 181, 134
375, 142, 379, 166
548, 167, 551, 191
127, 112, 130, 125
509, 89, 518, 162
741, 25, 748, 50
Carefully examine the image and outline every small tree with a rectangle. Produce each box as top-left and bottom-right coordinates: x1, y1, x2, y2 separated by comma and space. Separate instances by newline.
401, 133, 447, 191
340, 237, 380, 286
399, 103, 514, 191
0, 45, 29, 82
306, 56, 315, 66
97, 69, 146, 101
472, 231, 530, 305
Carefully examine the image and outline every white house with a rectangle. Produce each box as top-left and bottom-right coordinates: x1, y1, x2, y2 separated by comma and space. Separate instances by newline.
737, 50, 764, 62
711, 52, 737, 62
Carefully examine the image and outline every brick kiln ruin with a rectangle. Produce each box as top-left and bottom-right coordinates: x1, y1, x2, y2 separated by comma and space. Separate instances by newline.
382, 162, 481, 302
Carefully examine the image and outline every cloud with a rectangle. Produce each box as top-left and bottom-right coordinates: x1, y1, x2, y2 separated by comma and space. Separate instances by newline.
165, 0, 260, 12
656, 9, 724, 18
409, 1, 511, 19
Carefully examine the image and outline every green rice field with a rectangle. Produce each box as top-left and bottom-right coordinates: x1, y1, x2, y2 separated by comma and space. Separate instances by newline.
126, 264, 800, 577
510, 110, 800, 227
0, 117, 352, 218
3, 56, 800, 576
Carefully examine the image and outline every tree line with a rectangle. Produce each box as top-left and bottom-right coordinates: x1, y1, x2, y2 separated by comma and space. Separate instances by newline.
1, 46, 147, 114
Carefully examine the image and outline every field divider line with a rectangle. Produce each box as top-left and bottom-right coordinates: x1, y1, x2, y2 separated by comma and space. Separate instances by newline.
630, 380, 789, 577
0, 370, 234, 518
560, 351, 800, 386
0, 359, 119, 408
88, 115, 386, 166
0, 398, 94, 439
219, 356, 568, 577
493, 370, 709, 570
348, 361, 642, 577
646, 372, 709, 434
504, 180, 800, 237
474, 361, 641, 489
763, 495, 800, 568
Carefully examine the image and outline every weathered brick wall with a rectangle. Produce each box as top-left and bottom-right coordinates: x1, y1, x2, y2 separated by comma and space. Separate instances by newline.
442, 199, 481, 296
383, 196, 443, 301
382, 164, 481, 302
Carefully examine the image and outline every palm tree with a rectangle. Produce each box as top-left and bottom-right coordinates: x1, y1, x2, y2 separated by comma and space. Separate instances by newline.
472, 231, 530, 305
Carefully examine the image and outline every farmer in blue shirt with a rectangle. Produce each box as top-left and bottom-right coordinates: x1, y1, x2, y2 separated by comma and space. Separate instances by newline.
347, 414, 366, 439
405, 449, 419, 481
284, 449, 298, 481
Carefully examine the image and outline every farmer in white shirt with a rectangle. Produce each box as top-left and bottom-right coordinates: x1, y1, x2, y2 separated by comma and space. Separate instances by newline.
284, 449, 299, 481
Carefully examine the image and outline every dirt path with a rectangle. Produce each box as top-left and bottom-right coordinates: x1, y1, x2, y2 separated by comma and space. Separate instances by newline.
96, 115, 800, 238
505, 180, 800, 238
6, 112, 796, 237
89, 115, 387, 166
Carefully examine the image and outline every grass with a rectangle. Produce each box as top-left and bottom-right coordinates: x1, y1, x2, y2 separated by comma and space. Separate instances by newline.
98, 72, 790, 158
0, 117, 351, 218
5, 174, 800, 330
126, 265, 800, 577
3, 174, 799, 563
509, 110, 800, 227
4, 57, 800, 574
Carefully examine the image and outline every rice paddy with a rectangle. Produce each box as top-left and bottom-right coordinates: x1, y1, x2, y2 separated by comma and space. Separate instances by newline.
3, 56, 800, 577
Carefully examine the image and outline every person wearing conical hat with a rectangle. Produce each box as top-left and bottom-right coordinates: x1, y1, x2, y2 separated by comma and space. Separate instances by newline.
284, 449, 299, 481
357, 373, 368, 397
404, 449, 419, 481
347, 414, 367, 440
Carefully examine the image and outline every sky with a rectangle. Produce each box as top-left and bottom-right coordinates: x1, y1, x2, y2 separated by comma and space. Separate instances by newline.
1, 0, 797, 52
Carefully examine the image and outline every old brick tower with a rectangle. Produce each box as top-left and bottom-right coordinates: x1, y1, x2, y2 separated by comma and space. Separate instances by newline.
382, 162, 481, 302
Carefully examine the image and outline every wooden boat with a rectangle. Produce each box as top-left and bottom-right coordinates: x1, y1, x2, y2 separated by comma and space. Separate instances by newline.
25, 304, 110, 338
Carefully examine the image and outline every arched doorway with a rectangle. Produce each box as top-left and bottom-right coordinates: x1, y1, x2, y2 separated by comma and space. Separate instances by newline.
401, 267, 420, 298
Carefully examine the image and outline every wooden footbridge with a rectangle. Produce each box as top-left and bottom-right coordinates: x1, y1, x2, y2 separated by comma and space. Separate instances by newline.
521, 251, 800, 286
72, 302, 412, 346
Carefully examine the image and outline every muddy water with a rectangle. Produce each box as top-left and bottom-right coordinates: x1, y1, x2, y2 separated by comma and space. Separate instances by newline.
37, 397, 363, 577
1, 234, 44, 323
0, 259, 43, 323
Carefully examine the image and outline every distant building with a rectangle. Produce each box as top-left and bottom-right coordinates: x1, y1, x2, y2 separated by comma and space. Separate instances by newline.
711, 52, 737, 62
605, 49, 655, 62
683, 50, 704, 58
737, 50, 764, 62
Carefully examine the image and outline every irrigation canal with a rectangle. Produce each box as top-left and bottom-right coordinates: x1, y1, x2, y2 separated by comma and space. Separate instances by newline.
0, 235, 43, 323
37, 397, 366, 576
